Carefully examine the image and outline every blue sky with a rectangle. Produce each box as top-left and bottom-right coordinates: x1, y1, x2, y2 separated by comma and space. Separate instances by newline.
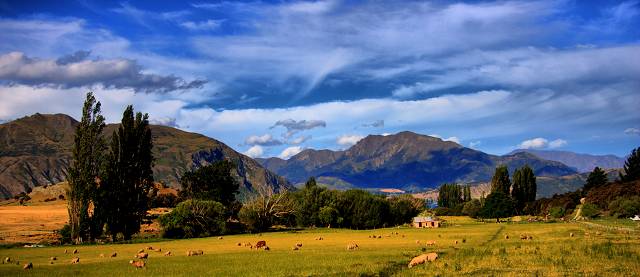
0, 0, 638, 158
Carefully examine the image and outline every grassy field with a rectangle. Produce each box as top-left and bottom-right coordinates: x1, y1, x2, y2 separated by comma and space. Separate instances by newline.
1, 218, 639, 276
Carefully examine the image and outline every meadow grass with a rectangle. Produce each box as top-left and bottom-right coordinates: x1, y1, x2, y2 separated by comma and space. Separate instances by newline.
1, 220, 638, 276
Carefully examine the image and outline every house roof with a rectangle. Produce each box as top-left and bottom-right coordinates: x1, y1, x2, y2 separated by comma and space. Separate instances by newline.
413, 217, 438, 223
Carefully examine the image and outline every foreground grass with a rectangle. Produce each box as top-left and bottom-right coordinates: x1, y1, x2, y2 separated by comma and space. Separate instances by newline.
1, 220, 639, 276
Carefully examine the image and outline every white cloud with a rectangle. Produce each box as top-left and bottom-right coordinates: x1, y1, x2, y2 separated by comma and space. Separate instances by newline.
289, 135, 311, 145
279, 146, 303, 159
428, 134, 461, 144
469, 141, 481, 148
244, 134, 282, 146
625, 127, 640, 135
180, 20, 223, 31
244, 145, 264, 158
337, 135, 364, 147
518, 137, 567, 149
549, 139, 568, 148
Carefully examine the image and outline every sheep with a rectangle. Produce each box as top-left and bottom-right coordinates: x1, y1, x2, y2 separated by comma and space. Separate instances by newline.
129, 260, 146, 269
454, 240, 459, 245
187, 250, 204, 256
23, 262, 33, 270
110, 252, 117, 258
408, 253, 438, 268
377, 235, 382, 239
426, 240, 436, 246
528, 236, 533, 240
347, 243, 359, 250
135, 252, 149, 259
505, 235, 509, 240
4, 257, 11, 264
146, 246, 154, 251
50, 257, 57, 261
73, 249, 79, 254
292, 246, 299, 251
237, 242, 242, 246
64, 249, 68, 254
243, 242, 252, 247
415, 240, 420, 244
99, 253, 105, 258
71, 257, 80, 264
315, 237, 324, 241
218, 236, 223, 240
255, 241, 267, 249
155, 248, 162, 252
164, 251, 172, 256
520, 234, 527, 240
570, 233, 574, 237
296, 243, 303, 248
138, 249, 145, 254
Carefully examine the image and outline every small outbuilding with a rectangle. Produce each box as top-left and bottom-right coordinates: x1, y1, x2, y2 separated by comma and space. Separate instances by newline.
412, 217, 440, 228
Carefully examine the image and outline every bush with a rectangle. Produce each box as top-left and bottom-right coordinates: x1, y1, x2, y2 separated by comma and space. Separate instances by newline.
58, 224, 72, 245
159, 199, 226, 238
462, 199, 482, 218
581, 203, 600, 218
549, 206, 566, 218
608, 196, 640, 218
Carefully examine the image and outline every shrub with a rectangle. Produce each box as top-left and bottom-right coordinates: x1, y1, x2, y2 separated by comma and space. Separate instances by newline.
549, 206, 566, 218
58, 224, 72, 245
608, 196, 640, 218
159, 199, 226, 238
581, 203, 600, 218
462, 199, 482, 218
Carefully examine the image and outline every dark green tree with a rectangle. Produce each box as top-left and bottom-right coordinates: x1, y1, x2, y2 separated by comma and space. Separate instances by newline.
158, 199, 226, 238
462, 199, 482, 218
480, 192, 515, 222
67, 92, 106, 243
437, 183, 462, 208
522, 165, 537, 202
98, 106, 154, 241
584, 166, 608, 192
180, 161, 240, 216
490, 165, 511, 195
620, 147, 640, 182
511, 167, 526, 214
463, 185, 472, 202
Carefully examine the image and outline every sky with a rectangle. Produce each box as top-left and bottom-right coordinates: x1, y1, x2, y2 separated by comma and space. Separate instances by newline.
0, 0, 639, 158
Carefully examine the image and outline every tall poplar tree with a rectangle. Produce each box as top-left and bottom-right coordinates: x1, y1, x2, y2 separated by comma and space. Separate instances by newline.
511, 168, 526, 213
67, 92, 106, 243
98, 106, 154, 241
521, 165, 537, 202
620, 147, 640, 182
490, 165, 511, 195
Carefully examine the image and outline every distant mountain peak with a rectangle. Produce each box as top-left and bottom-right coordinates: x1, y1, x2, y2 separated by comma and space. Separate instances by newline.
509, 149, 625, 172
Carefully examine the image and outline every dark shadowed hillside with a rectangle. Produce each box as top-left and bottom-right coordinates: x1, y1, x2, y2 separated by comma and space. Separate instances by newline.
258, 131, 577, 191
0, 114, 290, 199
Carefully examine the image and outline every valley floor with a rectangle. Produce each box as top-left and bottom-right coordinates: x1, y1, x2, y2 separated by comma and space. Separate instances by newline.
1, 217, 639, 276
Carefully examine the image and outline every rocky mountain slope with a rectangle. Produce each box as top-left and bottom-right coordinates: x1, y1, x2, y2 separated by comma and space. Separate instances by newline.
258, 131, 577, 191
509, 149, 625, 172
0, 114, 290, 199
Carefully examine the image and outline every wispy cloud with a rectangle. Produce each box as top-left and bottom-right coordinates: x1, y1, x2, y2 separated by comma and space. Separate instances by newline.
336, 134, 364, 147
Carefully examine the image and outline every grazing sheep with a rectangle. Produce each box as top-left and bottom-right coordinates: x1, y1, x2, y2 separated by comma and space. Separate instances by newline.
218, 236, 223, 240
99, 253, 105, 258
455, 240, 459, 244
570, 233, 574, 237
520, 234, 527, 240
528, 236, 533, 240
377, 236, 382, 239
296, 243, 303, 248
505, 235, 509, 240
23, 262, 33, 270
4, 257, 11, 264
415, 240, 420, 244
255, 241, 267, 249
64, 249, 68, 254
164, 251, 172, 256
73, 249, 78, 254
237, 242, 242, 246
264, 246, 270, 251
50, 257, 57, 261
187, 250, 204, 256
426, 240, 436, 246
292, 246, 299, 251
146, 246, 154, 250
129, 260, 146, 269
110, 252, 117, 258
71, 257, 80, 264
244, 242, 252, 247
408, 253, 438, 268
315, 237, 324, 241
347, 243, 359, 250
135, 252, 149, 259
138, 249, 145, 254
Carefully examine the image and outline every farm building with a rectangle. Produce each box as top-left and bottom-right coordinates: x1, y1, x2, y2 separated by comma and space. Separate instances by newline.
412, 217, 441, 228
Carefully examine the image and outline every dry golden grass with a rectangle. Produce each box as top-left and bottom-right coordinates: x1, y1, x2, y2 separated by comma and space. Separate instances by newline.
0, 204, 67, 244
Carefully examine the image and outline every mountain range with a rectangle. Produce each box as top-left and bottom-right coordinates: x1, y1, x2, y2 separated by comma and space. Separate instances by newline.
0, 113, 290, 199
258, 131, 578, 191
508, 149, 625, 173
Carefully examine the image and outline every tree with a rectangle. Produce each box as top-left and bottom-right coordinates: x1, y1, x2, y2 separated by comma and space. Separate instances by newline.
511, 165, 536, 214
437, 183, 462, 208
480, 192, 515, 222
67, 92, 106, 243
180, 161, 240, 216
522, 165, 537, 202
388, 195, 424, 226
584, 167, 608, 192
463, 185, 472, 202
490, 165, 511, 195
462, 199, 482, 218
239, 186, 297, 232
620, 147, 640, 182
158, 199, 226, 238
98, 106, 154, 241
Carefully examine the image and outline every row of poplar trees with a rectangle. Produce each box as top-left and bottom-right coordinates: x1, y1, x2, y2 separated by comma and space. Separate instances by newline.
488, 165, 537, 215
67, 92, 154, 243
